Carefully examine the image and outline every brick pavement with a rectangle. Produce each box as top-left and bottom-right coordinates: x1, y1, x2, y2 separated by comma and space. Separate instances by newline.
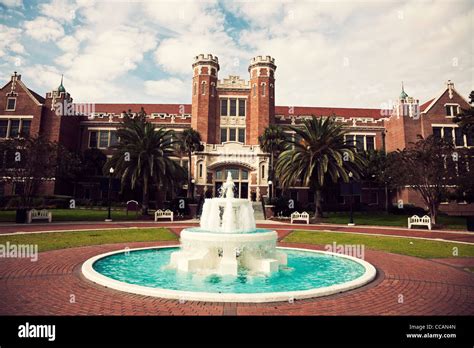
0, 241, 473, 316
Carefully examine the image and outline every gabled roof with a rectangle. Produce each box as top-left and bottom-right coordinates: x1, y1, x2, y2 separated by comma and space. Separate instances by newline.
421, 84, 470, 114
0, 78, 44, 106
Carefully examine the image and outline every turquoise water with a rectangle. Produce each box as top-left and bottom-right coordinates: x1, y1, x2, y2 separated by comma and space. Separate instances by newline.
93, 248, 366, 294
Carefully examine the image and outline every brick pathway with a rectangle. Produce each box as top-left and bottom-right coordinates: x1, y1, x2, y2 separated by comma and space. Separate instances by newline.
0, 241, 473, 316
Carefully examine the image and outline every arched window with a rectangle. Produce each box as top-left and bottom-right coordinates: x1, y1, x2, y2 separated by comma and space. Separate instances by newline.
261, 164, 265, 179
201, 81, 206, 95
193, 82, 197, 96
253, 84, 256, 97
261, 83, 266, 96
210, 83, 215, 97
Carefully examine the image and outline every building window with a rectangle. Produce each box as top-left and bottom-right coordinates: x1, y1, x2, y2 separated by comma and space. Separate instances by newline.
0, 119, 31, 138
238, 99, 246, 117
20, 120, 31, 137
210, 83, 215, 97
432, 127, 442, 139
220, 128, 227, 142
253, 84, 256, 97
366, 136, 375, 151
0, 120, 8, 138
455, 128, 464, 146
345, 134, 376, 152
261, 165, 265, 179
261, 83, 266, 96
193, 82, 196, 96
6, 98, 16, 111
229, 99, 237, 116
220, 99, 228, 116
201, 82, 206, 95
467, 130, 474, 147
199, 163, 203, 178
229, 128, 236, 141
238, 128, 245, 143
89, 130, 117, 149
445, 104, 459, 117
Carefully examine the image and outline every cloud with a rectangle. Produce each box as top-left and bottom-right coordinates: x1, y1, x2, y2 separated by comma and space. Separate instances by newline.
0, 24, 25, 57
39, 0, 78, 22
145, 77, 189, 103
0, 0, 22, 7
23, 17, 64, 42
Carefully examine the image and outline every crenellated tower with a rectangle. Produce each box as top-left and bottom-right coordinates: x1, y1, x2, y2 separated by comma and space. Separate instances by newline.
247, 55, 276, 145
191, 54, 220, 143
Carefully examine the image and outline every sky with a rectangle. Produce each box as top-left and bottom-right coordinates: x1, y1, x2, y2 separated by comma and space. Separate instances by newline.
0, 0, 472, 108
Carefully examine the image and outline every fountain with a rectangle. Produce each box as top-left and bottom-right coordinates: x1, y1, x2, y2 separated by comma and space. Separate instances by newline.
168, 172, 287, 275
82, 171, 376, 303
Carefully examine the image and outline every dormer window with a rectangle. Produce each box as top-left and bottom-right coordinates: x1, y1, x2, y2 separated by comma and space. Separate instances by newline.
6, 97, 16, 111
445, 104, 459, 117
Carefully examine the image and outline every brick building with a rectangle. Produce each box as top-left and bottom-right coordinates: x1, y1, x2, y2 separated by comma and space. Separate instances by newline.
0, 54, 472, 213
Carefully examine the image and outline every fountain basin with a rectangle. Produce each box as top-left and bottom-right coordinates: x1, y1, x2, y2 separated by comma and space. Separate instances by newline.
82, 246, 377, 303
169, 228, 287, 275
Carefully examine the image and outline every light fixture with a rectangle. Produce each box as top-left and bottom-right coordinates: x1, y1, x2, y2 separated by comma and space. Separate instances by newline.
109, 167, 115, 174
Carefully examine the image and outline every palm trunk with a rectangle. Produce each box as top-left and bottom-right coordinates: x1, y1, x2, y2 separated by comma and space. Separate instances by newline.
314, 189, 323, 222
142, 176, 149, 215
187, 151, 192, 199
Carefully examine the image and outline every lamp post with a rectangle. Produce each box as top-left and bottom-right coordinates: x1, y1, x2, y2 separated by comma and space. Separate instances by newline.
191, 178, 195, 201
268, 180, 273, 200
105, 167, 114, 222
348, 172, 355, 226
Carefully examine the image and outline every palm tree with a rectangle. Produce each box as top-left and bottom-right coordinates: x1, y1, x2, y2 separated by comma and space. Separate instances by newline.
258, 125, 287, 198
105, 110, 185, 215
177, 128, 203, 199
275, 116, 366, 221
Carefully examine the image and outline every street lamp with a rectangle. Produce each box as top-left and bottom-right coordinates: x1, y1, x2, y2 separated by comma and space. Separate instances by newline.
105, 167, 114, 222
191, 178, 196, 201
348, 172, 355, 226
268, 180, 273, 200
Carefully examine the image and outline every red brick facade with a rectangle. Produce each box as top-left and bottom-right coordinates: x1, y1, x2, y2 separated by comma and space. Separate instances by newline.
0, 57, 472, 214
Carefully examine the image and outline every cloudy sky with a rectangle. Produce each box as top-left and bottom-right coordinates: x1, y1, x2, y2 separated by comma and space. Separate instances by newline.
0, 0, 472, 108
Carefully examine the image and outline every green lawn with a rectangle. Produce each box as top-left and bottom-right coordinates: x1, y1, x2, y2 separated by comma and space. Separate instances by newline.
284, 230, 474, 258
0, 209, 143, 222
0, 228, 177, 252
324, 212, 467, 230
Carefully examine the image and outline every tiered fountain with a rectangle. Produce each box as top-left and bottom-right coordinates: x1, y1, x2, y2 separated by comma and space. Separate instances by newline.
168, 172, 287, 275
82, 172, 376, 303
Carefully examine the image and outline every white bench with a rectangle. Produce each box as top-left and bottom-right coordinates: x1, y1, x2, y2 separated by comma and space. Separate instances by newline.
155, 209, 173, 222
27, 209, 52, 223
408, 215, 432, 230
290, 211, 310, 224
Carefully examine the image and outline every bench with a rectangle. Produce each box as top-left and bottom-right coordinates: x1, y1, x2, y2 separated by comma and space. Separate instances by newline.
290, 211, 310, 224
155, 209, 173, 222
408, 215, 432, 230
27, 209, 52, 223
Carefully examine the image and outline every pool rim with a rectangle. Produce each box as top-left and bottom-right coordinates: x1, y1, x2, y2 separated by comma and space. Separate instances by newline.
81, 245, 377, 303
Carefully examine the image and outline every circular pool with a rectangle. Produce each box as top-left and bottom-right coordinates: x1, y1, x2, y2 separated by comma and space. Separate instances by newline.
82, 246, 376, 303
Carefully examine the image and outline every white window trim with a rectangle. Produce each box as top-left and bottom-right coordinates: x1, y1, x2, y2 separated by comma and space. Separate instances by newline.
6, 97, 16, 111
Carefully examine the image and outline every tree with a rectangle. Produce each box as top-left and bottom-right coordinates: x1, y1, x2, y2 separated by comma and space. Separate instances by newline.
454, 90, 474, 135
177, 128, 203, 199
450, 147, 474, 204
275, 117, 366, 221
361, 150, 398, 213
391, 135, 457, 225
81, 148, 107, 177
0, 136, 73, 208
105, 109, 186, 215
258, 124, 287, 198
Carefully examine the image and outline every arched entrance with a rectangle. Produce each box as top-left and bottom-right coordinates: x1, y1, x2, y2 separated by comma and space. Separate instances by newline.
214, 167, 249, 199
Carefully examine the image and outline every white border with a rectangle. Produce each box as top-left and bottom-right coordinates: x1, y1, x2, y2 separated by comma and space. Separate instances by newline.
82, 246, 377, 303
